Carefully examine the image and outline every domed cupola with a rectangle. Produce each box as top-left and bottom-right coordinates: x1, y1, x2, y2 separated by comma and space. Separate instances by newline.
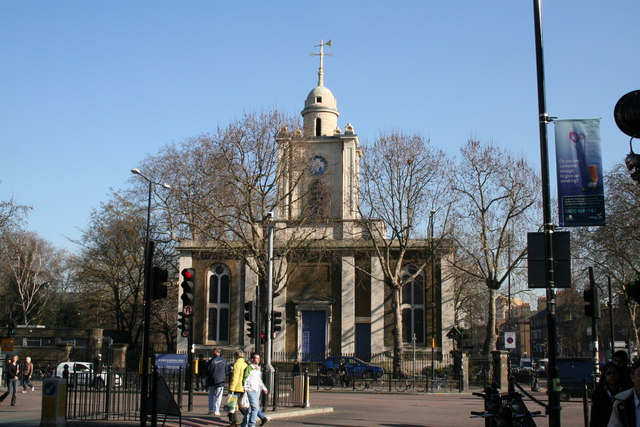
301, 40, 339, 137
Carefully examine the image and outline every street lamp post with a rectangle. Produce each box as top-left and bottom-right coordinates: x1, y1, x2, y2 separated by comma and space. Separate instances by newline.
131, 168, 170, 427
531, 1, 561, 425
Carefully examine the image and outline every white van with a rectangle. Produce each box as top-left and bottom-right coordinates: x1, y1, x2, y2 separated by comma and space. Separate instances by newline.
55, 362, 120, 387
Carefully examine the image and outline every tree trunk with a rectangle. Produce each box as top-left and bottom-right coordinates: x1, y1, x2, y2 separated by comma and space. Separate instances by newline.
392, 286, 404, 377
483, 287, 497, 355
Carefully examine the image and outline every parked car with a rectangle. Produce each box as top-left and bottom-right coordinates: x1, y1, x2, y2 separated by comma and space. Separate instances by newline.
55, 362, 121, 388
319, 357, 384, 378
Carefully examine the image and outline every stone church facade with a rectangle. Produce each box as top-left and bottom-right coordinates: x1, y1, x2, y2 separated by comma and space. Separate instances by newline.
177, 44, 456, 361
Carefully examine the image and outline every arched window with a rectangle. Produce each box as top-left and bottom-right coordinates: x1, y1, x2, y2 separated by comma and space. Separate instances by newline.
315, 118, 322, 136
401, 266, 425, 345
207, 264, 230, 343
308, 179, 330, 218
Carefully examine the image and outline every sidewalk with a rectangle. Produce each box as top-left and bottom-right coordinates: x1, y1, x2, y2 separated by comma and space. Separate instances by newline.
0, 387, 332, 427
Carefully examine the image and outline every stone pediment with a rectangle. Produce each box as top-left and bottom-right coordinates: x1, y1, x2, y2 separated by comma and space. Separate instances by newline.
290, 293, 335, 306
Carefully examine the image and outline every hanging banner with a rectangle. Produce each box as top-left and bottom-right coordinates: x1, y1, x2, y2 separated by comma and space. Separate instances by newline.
554, 119, 606, 227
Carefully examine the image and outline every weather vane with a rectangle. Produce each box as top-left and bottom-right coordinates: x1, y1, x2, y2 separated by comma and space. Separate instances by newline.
310, 39, 332, 87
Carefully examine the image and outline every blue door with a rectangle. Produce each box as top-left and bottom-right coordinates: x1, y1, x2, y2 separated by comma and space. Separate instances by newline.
301, 311, 326, 361
355, 323, 372, 361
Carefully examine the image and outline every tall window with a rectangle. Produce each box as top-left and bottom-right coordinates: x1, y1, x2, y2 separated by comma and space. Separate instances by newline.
207, 264, 230, 342
315, 118, 322, 136
401, 266, 425, 345
308, 179, 330, 218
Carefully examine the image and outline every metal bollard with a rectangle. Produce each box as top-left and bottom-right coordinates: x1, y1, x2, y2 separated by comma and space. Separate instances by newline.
582, 381, 590, 427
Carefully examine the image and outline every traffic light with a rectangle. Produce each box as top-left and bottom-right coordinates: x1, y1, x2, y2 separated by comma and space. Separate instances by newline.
625, 150, 640, 182
177, 312, 190, 338
245, 301, 256, 339
152, 266, 168, 300
180, 268, 196, 310
584, 287, 601, 319
272, 310, 283, 333
7, 322, 16, 337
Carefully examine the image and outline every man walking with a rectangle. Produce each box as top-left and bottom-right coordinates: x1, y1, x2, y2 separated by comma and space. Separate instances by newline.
22, 356, 34, 393
206, 348, 226, 416
241, 353, 268, 427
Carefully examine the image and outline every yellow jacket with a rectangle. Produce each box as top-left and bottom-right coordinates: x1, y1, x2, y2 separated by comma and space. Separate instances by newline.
229, 357, 248, 393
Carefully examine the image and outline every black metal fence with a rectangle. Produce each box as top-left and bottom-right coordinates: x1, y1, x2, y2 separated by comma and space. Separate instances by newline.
272, 351, 455, 378
64, 365, 309, 421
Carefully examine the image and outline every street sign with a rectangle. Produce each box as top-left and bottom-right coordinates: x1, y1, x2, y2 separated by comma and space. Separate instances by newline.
182, 305, 193, 317
614, 90, 640, 137
527, 231, 571, 288
1, 338, 14, 352
504, 332, 516, 349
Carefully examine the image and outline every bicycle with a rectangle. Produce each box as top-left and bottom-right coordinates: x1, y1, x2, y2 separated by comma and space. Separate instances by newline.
429, 376, 451, 392
320, 370, 352, 390
354, 375, 384, 392
319, 371, 341, 390
394, 373, 428, 392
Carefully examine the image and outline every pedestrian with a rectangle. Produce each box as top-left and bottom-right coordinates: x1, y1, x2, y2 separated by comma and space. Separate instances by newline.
589, 362, 624, 427
608, 359, 640, 426
338, 359, 348, 387
0, 359, 12, 403
228, 350, 271, 427
2, 355, 20, 406
228, 350, 249, 426
611, 350, 632, 390
206, 348, 226, 416
62, 364, 70, 387
21, 356, 34, 393
292, 359, 302, 374
241, 352, 268, 427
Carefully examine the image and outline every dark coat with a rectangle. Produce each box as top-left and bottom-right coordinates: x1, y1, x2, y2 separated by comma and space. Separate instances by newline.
6, 362, 19, 380
206, 355, 227, 388
589, 385, 617, 427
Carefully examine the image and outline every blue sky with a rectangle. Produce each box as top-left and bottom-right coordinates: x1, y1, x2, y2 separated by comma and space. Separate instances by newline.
1, 1, 639, 252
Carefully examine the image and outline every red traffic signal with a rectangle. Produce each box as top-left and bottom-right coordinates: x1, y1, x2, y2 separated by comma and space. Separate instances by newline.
180, 268, 196, 312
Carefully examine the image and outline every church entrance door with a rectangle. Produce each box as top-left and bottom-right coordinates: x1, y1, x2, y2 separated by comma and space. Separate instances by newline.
301, 311, 326, 361
355, 323, 372, 361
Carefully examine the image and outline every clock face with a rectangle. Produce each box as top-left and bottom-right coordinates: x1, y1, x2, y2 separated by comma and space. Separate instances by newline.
309, 155, 328, 175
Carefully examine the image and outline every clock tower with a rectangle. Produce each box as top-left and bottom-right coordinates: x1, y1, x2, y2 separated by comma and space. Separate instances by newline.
278, 40, 362, 233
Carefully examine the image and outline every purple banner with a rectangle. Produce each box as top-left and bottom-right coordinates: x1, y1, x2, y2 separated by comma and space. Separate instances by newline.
554, 119, 605, 227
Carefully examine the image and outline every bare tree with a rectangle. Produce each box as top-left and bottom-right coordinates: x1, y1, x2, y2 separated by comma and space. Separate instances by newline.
73, 194, 148, 345
0, 230, 67, 325
451, 139, 541, 354
137, 110, 323, 295
573, 163, 640, 346
358, 131, 450, 375
0, 195, 31, 233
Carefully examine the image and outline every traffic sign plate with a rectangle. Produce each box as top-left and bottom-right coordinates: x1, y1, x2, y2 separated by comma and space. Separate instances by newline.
182, 305, 193, 317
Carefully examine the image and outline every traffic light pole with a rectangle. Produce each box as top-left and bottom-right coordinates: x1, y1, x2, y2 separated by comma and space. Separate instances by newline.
588, 267, 600, 385
264, 214, 275, 391
140, 239, 154, 427
532, 1, 561, 425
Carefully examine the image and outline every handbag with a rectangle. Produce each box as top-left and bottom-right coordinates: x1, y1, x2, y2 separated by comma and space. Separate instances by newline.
226, 393, 238, 413
239, 392, 250, 410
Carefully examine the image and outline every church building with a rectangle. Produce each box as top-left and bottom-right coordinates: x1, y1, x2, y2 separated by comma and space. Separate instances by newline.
177, 42, 456, 361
